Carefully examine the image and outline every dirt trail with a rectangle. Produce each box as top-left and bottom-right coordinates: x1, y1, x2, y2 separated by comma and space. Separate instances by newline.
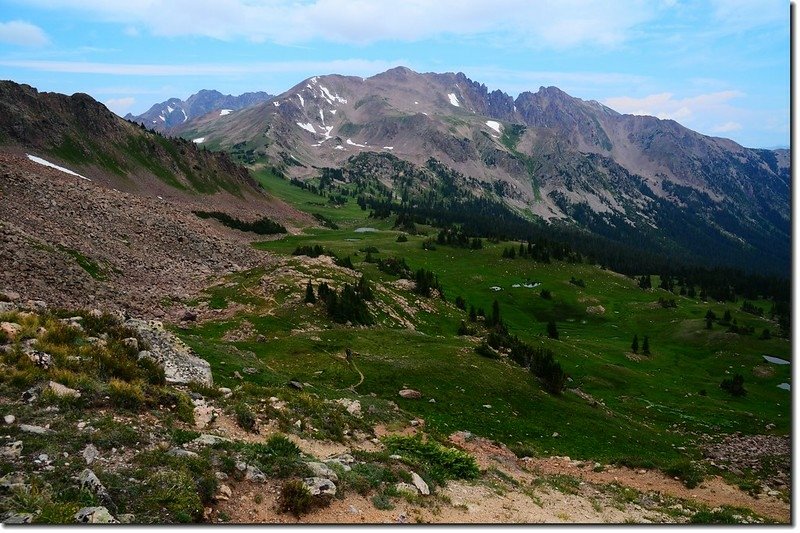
521, 456, 789, 523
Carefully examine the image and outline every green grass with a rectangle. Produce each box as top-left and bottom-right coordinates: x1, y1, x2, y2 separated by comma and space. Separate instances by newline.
58, 246, 105, 280
173, 182, 789, 483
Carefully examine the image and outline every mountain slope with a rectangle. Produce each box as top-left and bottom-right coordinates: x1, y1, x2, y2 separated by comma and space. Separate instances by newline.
0, 80, 270, 201
125, 89, 272, 133
176, 67, 789, 275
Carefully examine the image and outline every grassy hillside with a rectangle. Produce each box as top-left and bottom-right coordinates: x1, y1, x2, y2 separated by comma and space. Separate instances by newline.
177, 170, 790, 487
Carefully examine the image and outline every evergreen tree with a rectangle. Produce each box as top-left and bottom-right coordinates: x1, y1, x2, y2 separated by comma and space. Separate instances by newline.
642, 335, 650, 355
489, 299, 501, 327
546, 320, 559, 340
631, 334, 639, 354
455, 296, 466, 310
706, 316, 713, 330
723, 309, 732, 323
304, 280, 316, 304
457, 320, 470, 336
468, 305, 477, 323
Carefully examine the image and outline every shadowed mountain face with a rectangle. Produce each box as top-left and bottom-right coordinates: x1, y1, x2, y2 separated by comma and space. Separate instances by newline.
174, 67, 787, 275
125, 89, 273, 133
0, 80, 269, 200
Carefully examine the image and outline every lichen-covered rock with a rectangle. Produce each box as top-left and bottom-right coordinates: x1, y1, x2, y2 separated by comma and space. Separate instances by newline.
307, 461, 338, 482
74, 506, 118, 524
398, 389, 422, 399
303, 477, 337, 498
124, 318, 212, 385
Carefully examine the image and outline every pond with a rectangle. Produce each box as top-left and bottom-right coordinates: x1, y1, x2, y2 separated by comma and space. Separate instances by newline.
763, 355, 790, 365
354, 227, 379, 233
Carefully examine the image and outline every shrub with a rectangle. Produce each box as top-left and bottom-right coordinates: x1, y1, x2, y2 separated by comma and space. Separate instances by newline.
140, 469, 204, 523
383, 435, 479, 484
234, 402, 257, 432
193, 211, 287, 235
665, 460, 705, 489
720, 374, 747, 397
246, 435, 308, 478
396, 234, 408, 243
108, 378, 144, 409
279, 479, 313, 517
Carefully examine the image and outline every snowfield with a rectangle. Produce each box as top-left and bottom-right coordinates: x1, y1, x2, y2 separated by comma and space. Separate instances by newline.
192, 137, 205, 144
27, 154, 91, 181
296, 122, 317, 134
448, 93, 460, 107
486, 120, 502, 134
219, 109, 232, 116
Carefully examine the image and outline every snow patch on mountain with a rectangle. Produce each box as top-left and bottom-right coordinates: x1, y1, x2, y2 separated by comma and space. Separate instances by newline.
346, 139, 366, 148
219, 109, 232, 116
192, 137, 205, 144
320, 85, 347, 104
297, 94, 305, 108
485, 120, 502, 134
448, 93, 460, 107
167, 105, 174, 113
27, 154, 91, 181
296, 122, 316, 134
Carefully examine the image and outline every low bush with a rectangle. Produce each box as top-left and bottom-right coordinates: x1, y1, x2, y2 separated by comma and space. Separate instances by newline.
279, 479, 313, 517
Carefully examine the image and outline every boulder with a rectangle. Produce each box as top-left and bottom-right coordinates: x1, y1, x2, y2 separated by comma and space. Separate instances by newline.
19, 424, 53, 435
191, 434, 231, 447
395, 482, 419, 495
122, 337, 139, 351
303, 477, 337, 498
124, 318, 212, 386
82, 444, 99, 465
3, 414, 15, 424
78, 469, 113, 506
74, 507, 118, 524
398, 389, 422, 399
166, 447, 198, 458
3, 513, 34, 524
244, 464, 266, 483
47, 381, 81, 398
307, 461, 338, 482
0, 322, 21, 342
411, 472, 430, 495
214, 484, 232, 501
1, 441, 22, 459
287, 380, 304, 390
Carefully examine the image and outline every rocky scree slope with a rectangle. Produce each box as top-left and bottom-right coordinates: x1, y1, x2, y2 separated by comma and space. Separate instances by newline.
0, 154, 278, 319
179, 67, 789, 275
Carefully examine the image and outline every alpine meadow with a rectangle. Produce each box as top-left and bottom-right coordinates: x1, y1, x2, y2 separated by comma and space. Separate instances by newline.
0, 0, 791, 525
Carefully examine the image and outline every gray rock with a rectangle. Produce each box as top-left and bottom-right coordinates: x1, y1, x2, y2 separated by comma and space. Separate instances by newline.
287, 380, 304, 390
3, 512, 34, 524
398, 389, 422, 399
118, 513, 136, 524
245, 465, 266, 483
411, 472, 430, 495
303, 477, 337, 498
1, 441, 22, 459
0, 472, 28, 492
47, 381, 81, 398
82, 444, 99, 465
78, 469, 113, 506
19, 424, 53, 435
325, 459, 352, 472
307, 461, 338, 482
215, 484, 232, 501
74, 506, 118, 524
191, 434, 231, 447
21, 388, 38, 403
395, 482, 419, 495
166, 447, 198, 458
124, 318, 212, 386
25, 350, 51, 369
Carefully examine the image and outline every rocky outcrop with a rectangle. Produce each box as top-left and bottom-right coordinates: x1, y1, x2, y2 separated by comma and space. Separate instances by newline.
124, 318, 212, 385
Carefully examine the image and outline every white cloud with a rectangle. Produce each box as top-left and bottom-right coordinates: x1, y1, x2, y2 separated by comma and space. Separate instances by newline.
0, 20, 49, 47
712, 121, 742, 133
0, 58, 406, 77
104, 96, 135, 115
604, 90, 743, 122
19, 0, 657, 48
710, 0, 786, 32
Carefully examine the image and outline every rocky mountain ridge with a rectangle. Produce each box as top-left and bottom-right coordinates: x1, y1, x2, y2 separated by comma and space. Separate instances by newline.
125, 89, 273, 133
173, 67, 788, 275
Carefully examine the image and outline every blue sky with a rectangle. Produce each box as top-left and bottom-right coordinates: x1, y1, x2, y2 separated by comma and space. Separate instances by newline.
0, 0, 789, 148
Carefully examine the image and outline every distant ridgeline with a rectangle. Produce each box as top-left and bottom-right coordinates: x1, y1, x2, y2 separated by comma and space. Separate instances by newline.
293, 154, 789, 308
